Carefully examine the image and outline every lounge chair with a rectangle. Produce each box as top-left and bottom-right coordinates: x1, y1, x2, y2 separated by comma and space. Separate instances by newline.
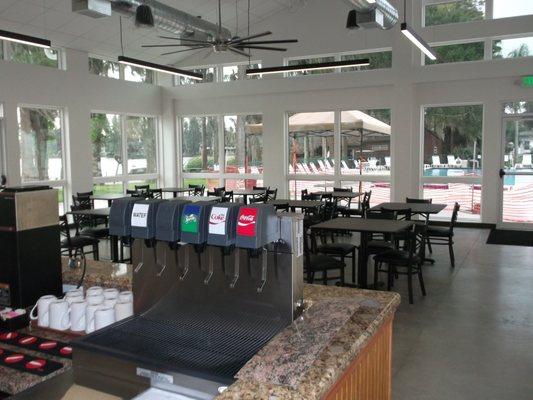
522, 154, 532, 168
432, 155, 446, 168
385, 156, 391, 170
309, 162, 321, 174
341, 160, 350, 171
317, 159, 327, 172
296, 163, 306, 173
324, 159, 333, 170
447, 155, 456, 166
250, 166, 260, 174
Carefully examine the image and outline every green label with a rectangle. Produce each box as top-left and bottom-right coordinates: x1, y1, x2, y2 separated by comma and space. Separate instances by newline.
181, 205, 200, 234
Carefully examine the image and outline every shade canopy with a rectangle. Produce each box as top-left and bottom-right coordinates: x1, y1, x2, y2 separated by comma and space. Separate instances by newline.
245, 110, 391, 135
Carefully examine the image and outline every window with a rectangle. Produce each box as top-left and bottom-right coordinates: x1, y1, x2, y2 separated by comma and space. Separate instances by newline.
9, 43, 60, 68
181, 116, 219, 173
425, 1, 485, 26
425, 41, 485, 64
125, 116, 157, 175
17, 105, 66, 214
224, 114, 263, 174
503, 101, 533, 115
340, 51, 393, 71
18, 106, 64, 182
180, 114, 263, 189
91, 113, 159, 194
342, 181, 391, 206
493, 0, 533, 18
288, 180, 335, 200
492, 36, 533, 59
223, 65, 240, 82
341, 109, 391, 176
288, 111, 335, 175
422, 104, 484, 220
89, 57, 120, 79
123, 65, 154, 84
88, 56, 154, 83
178, 66, 216, 85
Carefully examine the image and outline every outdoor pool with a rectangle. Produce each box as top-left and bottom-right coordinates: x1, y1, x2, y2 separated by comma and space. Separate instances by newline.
424, 168, 533, 186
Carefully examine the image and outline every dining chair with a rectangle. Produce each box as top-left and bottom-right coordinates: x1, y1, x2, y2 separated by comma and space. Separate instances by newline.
59, 214, 100, 260
426, 202, 460, 267
346, 190, 371, 218
304, 227, 346, 285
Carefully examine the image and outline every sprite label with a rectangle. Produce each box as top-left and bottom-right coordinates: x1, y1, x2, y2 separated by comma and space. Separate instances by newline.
181, 205, 200, 234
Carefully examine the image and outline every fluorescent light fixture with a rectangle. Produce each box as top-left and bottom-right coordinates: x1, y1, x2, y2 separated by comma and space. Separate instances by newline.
0, 29, 51, 49
117, 56, 203, 80
400, 23, 437, 61
246, 59, 370, 76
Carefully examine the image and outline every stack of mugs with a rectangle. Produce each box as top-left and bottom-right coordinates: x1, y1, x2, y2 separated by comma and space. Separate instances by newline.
30, 287, 134, 333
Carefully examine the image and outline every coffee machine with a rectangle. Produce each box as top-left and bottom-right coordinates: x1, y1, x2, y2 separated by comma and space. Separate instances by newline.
73, 200, 304, 399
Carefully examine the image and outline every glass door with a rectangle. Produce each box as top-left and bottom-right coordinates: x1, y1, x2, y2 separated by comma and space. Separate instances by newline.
499, 114, 533, 228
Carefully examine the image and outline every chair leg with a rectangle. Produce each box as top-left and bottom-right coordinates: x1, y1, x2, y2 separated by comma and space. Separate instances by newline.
93, 244, 99, 261
386, 263, 392, 291
448, 240, 455, 268
308, 271, 315, 284
323, 268, 328, 285
418, 264, 426, 296
407, 265, 414, 304
352, 249, 356, 285
427, 237, 433, 254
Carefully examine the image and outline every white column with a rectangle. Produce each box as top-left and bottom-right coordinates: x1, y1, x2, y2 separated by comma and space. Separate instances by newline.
3, 100, 21, 187
262, 109, 287, 198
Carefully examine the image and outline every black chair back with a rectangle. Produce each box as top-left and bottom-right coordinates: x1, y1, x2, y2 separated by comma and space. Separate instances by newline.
450, 202, 460, 232
149, 188, 163, 199
333, 187, 351, 192
126, 189, 144, 198
77, 191, 94, 198
406, 197, 432, 204
301, 189, 308, 200
59, 214, 74, 245
266, 188, 277, 201
191, 185, 205, 196
222, 190, 233, 202
214, 187, 225, 196
253, 186, 269, 191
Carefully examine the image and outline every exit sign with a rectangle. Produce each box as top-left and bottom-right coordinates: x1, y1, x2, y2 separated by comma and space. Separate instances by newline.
522, 76, 533, 87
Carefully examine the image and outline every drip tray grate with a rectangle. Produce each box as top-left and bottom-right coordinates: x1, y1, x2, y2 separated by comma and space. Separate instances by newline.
75, 304, 286, 380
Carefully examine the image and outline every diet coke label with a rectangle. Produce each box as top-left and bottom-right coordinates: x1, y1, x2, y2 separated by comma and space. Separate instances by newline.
209, 207, 228, 235
237, 207, 258, 237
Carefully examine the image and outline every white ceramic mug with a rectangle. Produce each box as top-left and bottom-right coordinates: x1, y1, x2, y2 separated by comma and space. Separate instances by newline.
86, 293, 104, 306
65, 287, 84, 297
118, 291, 133, 303
65, 293, 84, 304
70, 300, 87, 332
86, 286, 103, 296
94, 307, 115, 330
115, 301, 134, 321
48, 300, 70, 331
85, 304, 103, 334
30, 295, 57, 328
103, 288, 119, 300
103, 298, 117, 308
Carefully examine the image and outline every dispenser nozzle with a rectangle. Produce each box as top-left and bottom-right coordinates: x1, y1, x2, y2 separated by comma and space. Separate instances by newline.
178, 245, 190, 281
229, 248, 240, 289
257, 247, 268, 293
204, 247, 214, 285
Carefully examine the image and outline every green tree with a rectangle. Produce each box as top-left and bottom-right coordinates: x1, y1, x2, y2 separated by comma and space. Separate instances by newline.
425, 0, 485, 26
10, 43, 58, 68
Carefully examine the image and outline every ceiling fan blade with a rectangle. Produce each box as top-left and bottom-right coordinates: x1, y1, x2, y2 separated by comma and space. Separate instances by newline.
229, 31, 272, 44
236, 45, 287, 51
161, 46, 209, 56
158, 36, 210, 45
142, 44, 207, 48
228, 46, 251, 58
238, 39, 298, 45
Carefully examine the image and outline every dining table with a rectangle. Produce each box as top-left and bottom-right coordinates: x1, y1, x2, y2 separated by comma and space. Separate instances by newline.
267, 199, 323, 212
90, 193, 129, 207
311, 217, 414, 288
233, 189, 267, 204
160, 187, 195, 198
313, 191, 363, 199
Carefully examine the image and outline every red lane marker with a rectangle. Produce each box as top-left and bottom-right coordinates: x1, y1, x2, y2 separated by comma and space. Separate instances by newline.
18, 336, 38, 345
25, 359, 46, 370
59, 346, 72, 356
39, 341, 58, 350
4, 354, 24, 364
0, 332, 18, 341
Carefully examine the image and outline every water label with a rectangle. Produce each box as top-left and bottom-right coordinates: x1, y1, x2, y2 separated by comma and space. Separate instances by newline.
131, 204, 150, 227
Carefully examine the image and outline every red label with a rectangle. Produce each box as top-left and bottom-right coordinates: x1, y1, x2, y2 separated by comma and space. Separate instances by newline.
237, 208, 258, 237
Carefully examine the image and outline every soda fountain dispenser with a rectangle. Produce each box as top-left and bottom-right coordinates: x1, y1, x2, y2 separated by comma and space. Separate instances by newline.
109, 197, 141, 262
206, 203, 241, 287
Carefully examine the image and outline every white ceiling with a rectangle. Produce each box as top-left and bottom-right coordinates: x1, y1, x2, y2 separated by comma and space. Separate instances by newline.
0, 0, 305, 64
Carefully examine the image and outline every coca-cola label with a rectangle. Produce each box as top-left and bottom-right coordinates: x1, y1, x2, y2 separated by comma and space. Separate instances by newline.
208, 207, 228, 235
237, 208, 258, 237
131, 204, 150, 227
181, 205, 200, 234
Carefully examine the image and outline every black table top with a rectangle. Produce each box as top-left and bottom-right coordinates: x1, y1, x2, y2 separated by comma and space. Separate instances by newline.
311, 217, 413, 233
233, 190, 266, 196
69, 207, 110, 217
313, 191, 362, 199
90, 194, 129, 201
268, 199, 323, 208
161, 187, 195, 193
370, 202, 446, 214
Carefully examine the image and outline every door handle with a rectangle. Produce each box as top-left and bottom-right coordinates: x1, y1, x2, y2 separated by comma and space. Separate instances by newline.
499, 169, 506, 178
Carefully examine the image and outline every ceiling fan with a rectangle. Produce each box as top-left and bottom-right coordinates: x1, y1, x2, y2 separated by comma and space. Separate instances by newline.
140, 0, 298, 58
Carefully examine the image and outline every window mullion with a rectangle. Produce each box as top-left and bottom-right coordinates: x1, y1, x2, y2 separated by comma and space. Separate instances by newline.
121, 114, 128, 190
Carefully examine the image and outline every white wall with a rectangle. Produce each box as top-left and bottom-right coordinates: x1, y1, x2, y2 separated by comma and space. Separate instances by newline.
0, 48, 162, 200
166, 0, 533, 225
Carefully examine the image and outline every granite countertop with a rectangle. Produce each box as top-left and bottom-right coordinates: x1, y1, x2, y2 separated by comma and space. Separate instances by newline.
0, 327, 73, 395
60, 259, 399, 400
216, 285, 400, 400
61, 257, 132, 291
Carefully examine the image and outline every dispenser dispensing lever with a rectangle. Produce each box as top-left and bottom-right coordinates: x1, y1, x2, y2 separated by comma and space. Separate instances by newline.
179, 245, 189, 281
204, 247, 214, 285
134, 243, 144, 273
156, 247, 166, 277
229, 249, 240, 289
257, 247, 268, 293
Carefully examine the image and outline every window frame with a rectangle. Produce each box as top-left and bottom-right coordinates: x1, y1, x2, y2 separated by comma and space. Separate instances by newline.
88, 54, 156, 84
2, 41, 64, 69
91, 111, 160, 192
178, 112, 264, 189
